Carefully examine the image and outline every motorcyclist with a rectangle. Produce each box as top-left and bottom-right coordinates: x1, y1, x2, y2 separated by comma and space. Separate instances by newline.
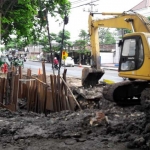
53, 57, 59, 69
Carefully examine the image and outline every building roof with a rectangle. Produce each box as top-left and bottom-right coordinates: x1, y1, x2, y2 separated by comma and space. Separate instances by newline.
131, 0, 150, 11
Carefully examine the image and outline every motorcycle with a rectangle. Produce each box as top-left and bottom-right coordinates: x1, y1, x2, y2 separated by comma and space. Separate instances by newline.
52, 64, 59, 70
11, 57, 24, 68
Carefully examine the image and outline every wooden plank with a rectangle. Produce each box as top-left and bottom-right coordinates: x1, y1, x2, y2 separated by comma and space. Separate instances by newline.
37, 75, 43, 113
18, 66, 22, 98
27, 69, 31, 77
26, 69, 31, 111
0, 78, 5, 105
50, 75, 56, 111
62, 93, 67, 110
33, 81, 37, 112
54, 75, 59, 111
57, 75, 62, 111
35, 79, 39, 113
28, 80, 36, 111
60, 81, 64, 110
44, 85, 47, 115
5, 72, 12, 105
12, 67, 17, 74
68, 95, 77, 111
60, 76, 82, 110
63, 69, 67, 95
13, 74, 19, 111
27, 80, 31, 111
22, 83, 27, 99
10, 73, 15, 104
62, 69, 70, 110
46, 88, 54, 111
42, 61, 46, 83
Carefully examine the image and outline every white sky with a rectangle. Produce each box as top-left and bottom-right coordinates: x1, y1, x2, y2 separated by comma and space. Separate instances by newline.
48, 0, 142, 41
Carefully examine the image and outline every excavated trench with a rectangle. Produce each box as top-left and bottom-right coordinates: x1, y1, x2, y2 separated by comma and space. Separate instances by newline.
0, 78, 150, 150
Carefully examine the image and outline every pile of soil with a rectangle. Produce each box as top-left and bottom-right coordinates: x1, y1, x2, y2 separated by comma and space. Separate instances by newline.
0, 77, 150, 150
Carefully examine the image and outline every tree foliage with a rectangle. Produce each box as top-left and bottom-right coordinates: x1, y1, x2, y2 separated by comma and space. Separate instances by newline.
5, 37, 28, 50
55, 30, 72, 49
74, 29, 89, 54
115, 28, 132, 38
99, 28, 115, 44
73, 30, 90, 64
1, 0, 71, 45
39, 30, 71, 53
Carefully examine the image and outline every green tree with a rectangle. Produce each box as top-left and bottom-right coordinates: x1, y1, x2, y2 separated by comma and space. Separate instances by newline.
99, 28, 115, 44
79, 30, 89, 41
115, 28, 132, 38
55, 30, 71, 50
39, 30, 71, 53
74, 30, 90, 64
38, 32, 57, 52
1, 0, 71, 45
5, 37, 29, 50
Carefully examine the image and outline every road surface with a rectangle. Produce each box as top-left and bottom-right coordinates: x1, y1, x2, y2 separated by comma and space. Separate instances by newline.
24, 61, 124, 83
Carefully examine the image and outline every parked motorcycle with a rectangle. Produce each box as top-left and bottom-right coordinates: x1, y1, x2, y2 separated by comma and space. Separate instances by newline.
11, 57, 24, 68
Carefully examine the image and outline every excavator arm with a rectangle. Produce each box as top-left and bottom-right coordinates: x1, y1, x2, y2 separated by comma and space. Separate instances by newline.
82, 12, 150, 87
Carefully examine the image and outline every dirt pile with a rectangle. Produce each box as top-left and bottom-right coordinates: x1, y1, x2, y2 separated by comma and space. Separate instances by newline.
1, 77, 150, 150
0, 97, 150, 150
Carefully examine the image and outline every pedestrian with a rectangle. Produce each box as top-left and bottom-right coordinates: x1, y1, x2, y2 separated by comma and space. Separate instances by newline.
53, 57, 59, 69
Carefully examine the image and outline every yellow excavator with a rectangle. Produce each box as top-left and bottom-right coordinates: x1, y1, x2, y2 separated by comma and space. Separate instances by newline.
82, 11, 150, 102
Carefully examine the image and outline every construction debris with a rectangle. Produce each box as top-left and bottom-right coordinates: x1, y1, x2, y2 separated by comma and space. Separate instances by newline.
0, 63, 150, 150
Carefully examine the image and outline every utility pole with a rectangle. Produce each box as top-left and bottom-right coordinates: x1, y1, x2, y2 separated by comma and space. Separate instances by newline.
83, 0, 98, 13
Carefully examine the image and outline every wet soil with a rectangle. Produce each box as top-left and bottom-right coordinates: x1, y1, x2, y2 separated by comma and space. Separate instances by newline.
0, 77, 150, 150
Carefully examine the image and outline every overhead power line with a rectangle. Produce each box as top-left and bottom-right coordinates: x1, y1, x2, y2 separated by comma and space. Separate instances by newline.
71, 0, 99, 9
71, 0, 89, 4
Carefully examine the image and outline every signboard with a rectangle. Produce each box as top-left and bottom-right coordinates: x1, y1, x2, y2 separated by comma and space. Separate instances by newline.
62, 50, 68, 60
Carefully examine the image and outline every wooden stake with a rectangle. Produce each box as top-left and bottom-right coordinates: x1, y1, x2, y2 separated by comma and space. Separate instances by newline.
60, 76, 82, 110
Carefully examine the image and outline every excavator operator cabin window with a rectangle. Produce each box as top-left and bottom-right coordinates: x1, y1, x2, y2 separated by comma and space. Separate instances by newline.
137, 39, 144, 68
121, 39, 136, 71
122, 39, 136, 56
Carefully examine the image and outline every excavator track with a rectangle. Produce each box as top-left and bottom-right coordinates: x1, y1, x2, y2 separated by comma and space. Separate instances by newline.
103, 80, 148, 104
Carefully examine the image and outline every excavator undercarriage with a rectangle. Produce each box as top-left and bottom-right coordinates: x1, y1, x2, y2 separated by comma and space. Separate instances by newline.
103, 80, 148, 104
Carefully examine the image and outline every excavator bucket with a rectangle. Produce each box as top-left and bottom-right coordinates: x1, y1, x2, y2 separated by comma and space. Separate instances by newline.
82, 67, 104, 87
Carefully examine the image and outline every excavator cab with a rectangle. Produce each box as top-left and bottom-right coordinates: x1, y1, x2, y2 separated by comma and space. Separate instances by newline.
118, 32, 150, 81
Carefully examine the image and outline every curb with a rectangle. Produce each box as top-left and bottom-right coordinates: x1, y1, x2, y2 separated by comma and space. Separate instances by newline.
74, 64, 118, 71
102, 67, 118, 71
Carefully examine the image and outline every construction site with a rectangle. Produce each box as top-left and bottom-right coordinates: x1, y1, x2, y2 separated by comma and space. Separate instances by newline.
0, 60, 149, 150
2, 0, 150, 149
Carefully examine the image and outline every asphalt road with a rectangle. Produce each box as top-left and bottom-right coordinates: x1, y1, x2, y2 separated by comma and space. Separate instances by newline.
24, 61, 124, 83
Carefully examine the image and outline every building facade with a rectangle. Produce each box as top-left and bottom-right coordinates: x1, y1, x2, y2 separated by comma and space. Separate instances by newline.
131, 0, 150, 17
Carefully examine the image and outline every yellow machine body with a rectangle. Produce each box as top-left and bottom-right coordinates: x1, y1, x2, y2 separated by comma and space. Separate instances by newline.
82, 12, 150, 87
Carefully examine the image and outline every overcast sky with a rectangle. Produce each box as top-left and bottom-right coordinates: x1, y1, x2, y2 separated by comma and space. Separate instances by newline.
48, 0, 142, 41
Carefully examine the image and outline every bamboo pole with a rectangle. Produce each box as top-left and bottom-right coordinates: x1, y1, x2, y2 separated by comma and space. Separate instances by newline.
60, 76, 82, 110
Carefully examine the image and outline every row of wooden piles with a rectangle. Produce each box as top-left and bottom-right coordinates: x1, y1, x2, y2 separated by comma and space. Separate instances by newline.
0, 62, 81, 114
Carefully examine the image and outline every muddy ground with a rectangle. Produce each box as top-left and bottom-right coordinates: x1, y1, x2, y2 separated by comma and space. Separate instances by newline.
0, 77, 150, 150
